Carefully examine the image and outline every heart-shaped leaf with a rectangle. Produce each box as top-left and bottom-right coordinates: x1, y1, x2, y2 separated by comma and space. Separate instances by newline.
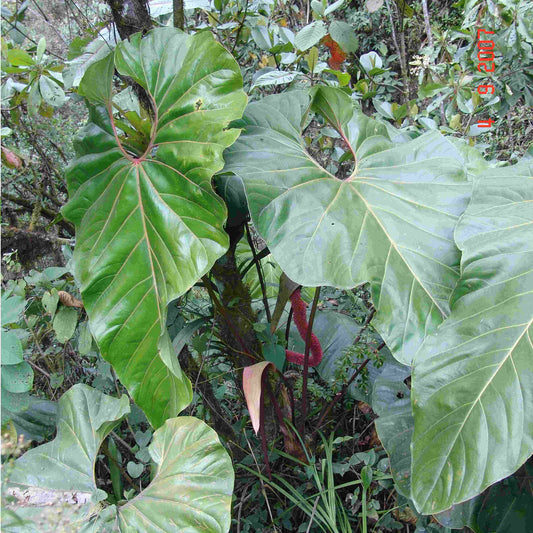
62, 28, 247, 427
411, 162, 533, 513
42, 289, 60, 316
95, 417, 234, 532
224, 87, 471, 364
127, 461, 144, 479
1, 330, 24, 364
52, 306, 78, 343
7, 385, 129, 507
6, 386, 234, 532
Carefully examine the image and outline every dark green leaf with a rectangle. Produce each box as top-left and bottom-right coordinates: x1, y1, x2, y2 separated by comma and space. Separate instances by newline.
2, 396, 57, 442
52, 306, 78, 343
2, 362, 33, 393
411, 162, 533, 514
1, 330, 24, 364
263, 343, 286, 372
224, 87, 471, 364
62, 28, 247, 428
435, 464, 533, 533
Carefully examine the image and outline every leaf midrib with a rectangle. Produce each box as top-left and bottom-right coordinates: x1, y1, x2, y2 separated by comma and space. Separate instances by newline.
415, 317, 533, 508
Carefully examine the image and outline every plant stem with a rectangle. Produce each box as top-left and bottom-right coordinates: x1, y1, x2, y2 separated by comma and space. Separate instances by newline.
203, 275, 255, 361
243, 433, 277, 528
110, 430, 135, 454
384, 0, 409, 103
260, 370, 272, 479
421, 0, 434, 47
2, 194, 74, 235
353, 307, 376, 346
312, 358, 371, 438
241, 247, 270, 276
173, 0, 185, 30
27, 359, 51, 379
278, 371, 296, 425
245, 223, 271, 322
100, 439, 135, 487
231, 0, 249, 54
306, 496, 320, 532
300, 286, 321, 436
285, 306, 293, 346
362, 486, 367, 533
265, 378, 288, 434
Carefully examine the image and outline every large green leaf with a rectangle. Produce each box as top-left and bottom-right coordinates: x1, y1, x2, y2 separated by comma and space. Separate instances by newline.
1, 392, 57, 443
112, 417, 234, 532
5, 385, 129, 529
372, 360, 412, 497
5, 386, 234, 533
223, 87, 471, 364
62, 28, 247, 427
435, 462, 533, 533
1, 291, 26, 325
411, 162, 533, 514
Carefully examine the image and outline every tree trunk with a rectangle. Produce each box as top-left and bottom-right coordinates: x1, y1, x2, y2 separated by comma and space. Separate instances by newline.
210, 245, 262, 371
106, 0, 152, 40
384, 0, 410, 104
173, 0, 185, 30
421, 0, 434, 47
106, 0, 153, 111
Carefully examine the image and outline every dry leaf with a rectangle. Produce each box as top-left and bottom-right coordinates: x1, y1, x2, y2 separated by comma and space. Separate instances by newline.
57, 291, 83, 308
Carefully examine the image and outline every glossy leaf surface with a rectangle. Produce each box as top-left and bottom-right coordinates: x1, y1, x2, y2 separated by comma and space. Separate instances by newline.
435, 463, 533, 533
411, 163, 533, 513
224, 87, 471, 364
372, 360, 412, 497
115, 417, 234, 532
62, 28, 247, 427
7, 386, 234, 533
8, 385, 129, 502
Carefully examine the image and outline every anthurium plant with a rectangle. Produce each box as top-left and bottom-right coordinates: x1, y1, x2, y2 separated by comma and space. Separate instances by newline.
5, 26, 531, 532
